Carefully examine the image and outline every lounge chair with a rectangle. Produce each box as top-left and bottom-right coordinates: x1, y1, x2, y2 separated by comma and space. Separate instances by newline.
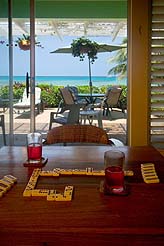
13, 87, 42, 114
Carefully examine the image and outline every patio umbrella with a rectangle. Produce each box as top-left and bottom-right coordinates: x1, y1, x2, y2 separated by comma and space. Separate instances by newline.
50, 43, 125, 102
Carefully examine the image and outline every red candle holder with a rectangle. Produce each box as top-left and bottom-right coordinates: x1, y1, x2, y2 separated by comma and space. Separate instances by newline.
103, 166, 129, 196
104, 150, 125, 169
27, 143, 42, 161
27, 133, 42, 163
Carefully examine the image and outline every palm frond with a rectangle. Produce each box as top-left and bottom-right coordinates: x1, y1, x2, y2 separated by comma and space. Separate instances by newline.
108, 38, 127, 79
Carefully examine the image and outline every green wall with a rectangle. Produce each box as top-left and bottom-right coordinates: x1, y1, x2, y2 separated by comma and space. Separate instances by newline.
0, 0, 127, 19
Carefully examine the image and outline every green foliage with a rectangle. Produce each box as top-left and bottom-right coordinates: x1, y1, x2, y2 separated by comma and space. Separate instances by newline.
0, 86, 9, 99
15, 34, 43, 48
39, 84, 63, 107
71, 37, 99, 63
13, 83, 25, 99
0, 84, 25, 99
16, 34, 30, 43
0, 83, 127, 109
77, 85, 90, 93
108, 38, 127, 80
119, 85, 127, 109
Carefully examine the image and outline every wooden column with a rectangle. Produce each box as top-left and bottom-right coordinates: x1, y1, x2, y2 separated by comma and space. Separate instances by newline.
127, 0, 151, 146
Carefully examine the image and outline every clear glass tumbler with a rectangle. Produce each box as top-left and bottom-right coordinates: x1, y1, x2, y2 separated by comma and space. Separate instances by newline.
104, 150, 125, 194
104, 150, 125, 169
105, 166, 124, 190
27, 132, 42, 163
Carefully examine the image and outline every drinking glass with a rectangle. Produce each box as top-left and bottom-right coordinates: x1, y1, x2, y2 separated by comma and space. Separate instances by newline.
104, 166, 124, 193
27, 132, 42, 163
104, 150, 125, 169
104, 150, 125, 194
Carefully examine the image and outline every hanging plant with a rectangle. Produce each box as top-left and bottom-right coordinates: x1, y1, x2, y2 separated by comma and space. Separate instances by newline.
71, 37, 99, 63
16, 34, 43, 51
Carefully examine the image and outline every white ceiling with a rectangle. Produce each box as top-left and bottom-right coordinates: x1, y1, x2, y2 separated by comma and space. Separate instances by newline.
0, 18, 127, 41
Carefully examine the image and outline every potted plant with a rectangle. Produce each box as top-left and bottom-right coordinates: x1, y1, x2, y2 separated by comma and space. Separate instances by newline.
71, 37, 99, 63
16, 34, 43, 51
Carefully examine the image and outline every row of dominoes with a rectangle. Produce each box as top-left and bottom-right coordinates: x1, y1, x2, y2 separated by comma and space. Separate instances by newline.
47, 186, 74, 201
141, 163, 160, 184
23, 167, 134, 200
0, 175, 17, 197
39, 168, 104, 177
40, 168, 134, 177
23, 168, 41, 197
27, 186, 73, 201
23, 169, 74, 201
30, 186, 74, 201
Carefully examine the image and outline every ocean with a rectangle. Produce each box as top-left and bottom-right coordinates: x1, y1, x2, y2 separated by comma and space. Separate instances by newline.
0, 75, 127, 87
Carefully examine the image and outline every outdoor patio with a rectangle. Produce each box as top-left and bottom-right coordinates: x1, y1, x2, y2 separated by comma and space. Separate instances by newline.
0, 108, 127, 146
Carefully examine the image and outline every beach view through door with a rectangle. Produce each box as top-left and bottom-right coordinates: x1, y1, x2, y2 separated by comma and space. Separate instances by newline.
0, 2, 127, 146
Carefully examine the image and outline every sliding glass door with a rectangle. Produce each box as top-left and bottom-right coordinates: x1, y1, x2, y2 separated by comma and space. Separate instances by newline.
0, 0, 36, 146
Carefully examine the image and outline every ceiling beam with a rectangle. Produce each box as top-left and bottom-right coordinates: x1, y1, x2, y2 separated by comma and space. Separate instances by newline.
50, 20, 63, 40
14, 20, 29, 35
111, 22, 126, 41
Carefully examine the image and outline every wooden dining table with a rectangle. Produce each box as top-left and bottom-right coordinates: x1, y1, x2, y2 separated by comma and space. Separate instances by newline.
0, 145, 164, 246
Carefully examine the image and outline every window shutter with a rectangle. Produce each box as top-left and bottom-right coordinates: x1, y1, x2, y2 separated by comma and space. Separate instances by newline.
150, 0, 164, 148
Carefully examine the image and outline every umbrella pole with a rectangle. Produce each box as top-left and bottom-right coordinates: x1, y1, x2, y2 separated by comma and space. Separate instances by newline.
88, 57, 93, 104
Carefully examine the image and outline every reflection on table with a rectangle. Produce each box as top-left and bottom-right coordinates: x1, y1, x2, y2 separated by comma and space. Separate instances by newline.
0, 145, 164, 246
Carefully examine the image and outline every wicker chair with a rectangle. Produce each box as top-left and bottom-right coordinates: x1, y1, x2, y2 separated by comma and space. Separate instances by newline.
45, 124, 112, 145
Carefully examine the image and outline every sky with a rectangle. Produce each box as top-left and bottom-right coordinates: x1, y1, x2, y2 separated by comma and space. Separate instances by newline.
0, 35, 124, 77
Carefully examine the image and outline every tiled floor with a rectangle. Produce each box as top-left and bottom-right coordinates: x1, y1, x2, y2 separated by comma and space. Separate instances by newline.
0, 108, 127, 146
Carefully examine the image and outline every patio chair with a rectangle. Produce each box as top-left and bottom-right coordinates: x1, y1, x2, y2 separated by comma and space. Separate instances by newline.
45, 124, 112, 145
68, 86, 88, 104
49, 104, 80, 130
0, 114, 6, 145
56, 87, 87, 116
102, 87, 125, 117
67, 86, 79, 101
13, 87, 42, 114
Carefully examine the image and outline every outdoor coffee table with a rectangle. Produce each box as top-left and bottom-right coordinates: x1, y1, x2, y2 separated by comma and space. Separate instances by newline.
80, 109, 103, 128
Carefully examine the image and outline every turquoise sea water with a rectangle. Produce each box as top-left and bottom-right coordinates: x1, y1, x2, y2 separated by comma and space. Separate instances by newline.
0, 75, 127, 87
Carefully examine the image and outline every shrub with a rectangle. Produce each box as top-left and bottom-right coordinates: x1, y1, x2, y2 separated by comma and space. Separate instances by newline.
0, 83, 127, 109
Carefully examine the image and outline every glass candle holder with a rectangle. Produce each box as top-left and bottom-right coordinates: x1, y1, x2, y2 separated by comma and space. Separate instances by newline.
104, 150, 125, 169
104, 166, 124, 193
104, 150, 125, 195
27, 132, 42, 163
